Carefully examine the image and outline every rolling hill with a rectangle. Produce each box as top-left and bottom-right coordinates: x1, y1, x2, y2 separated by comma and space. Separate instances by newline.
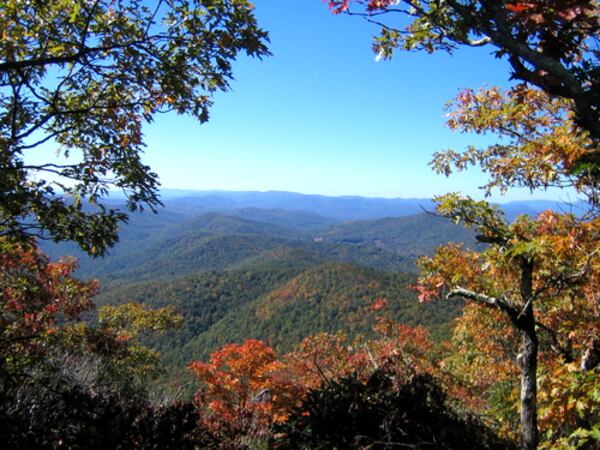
47, 210, 476, 281
97, 261, 461, 367
41, 191, 578, 374
43, 191, 582, 282
177, 263, 460, 361
316, 213, 479, 257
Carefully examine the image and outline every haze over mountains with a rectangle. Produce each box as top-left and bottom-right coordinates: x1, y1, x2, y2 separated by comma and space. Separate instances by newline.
42, 190, 584, 373
107, 189, 584, 220
47, 189, 583, 274
158, 189, 584, 221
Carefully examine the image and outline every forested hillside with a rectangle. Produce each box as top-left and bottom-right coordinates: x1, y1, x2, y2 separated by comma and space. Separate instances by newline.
43, 208, 480, 280
42, 192, 572, 281
97, 261, 461, 367
46, 199, 574, 374
83, 208, 469, 399
178, 263, 459, 358
317, 213, 479, 256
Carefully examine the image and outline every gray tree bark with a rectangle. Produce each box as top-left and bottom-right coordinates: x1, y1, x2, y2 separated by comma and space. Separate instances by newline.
518, 260, 538, 450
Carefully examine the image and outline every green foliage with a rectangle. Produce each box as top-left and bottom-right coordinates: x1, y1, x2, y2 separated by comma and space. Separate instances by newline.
538, 367, 600, 449
318, 212, 478, 258
158, 263, 457, 362
99, 302, 183, 337
434, 192, 511, 244
0, 0, 269, 254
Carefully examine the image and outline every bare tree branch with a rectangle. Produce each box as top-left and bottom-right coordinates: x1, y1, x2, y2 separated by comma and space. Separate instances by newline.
446, 286, 517, 318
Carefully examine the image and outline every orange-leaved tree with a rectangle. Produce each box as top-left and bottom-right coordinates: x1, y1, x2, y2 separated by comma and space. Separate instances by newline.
432, 85, 597, 208
189, 339, 303, 444
440, 303, 521, 437
0, 237, 97, 376
0, 236, 184, 389
414, 85, 599, 449
416, 198, 599, 449
283, 332, 360, 391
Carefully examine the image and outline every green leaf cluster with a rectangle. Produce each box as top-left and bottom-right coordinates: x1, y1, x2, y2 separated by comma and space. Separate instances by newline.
0, 0, 269, 254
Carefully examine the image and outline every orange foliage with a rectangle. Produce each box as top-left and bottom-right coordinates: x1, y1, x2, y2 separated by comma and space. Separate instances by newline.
434, 85, 595, 202
189, 339, 303, 440
284, 332, 358, 391
415, 203, 600, 445
0, 238, 97, 364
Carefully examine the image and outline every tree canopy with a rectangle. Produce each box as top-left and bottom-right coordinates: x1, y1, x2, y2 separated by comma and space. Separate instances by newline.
0, 0, 269, 255
326, 0, 599, 173
432, 85, 598, 208
407, 86, 600, 450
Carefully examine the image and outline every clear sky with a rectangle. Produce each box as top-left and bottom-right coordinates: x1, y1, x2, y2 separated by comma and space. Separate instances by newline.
140, 1, 569, 202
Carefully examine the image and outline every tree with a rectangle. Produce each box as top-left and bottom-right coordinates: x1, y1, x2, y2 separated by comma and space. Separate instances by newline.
442, 299, 600, 449
283, 332, 359, 390
0, 238, 202, 448
0, 237, 97, 376
431, 85, 597, 208
0, 235, 187, 385
1, 0, 269, 255
73, 301, 184, 388
439, 303, 521, 439
325, 1, 599, 172
189, 339, 302, 446
409, 89, 599, 448
415, 197, 599, 449
376, 82, 599, 449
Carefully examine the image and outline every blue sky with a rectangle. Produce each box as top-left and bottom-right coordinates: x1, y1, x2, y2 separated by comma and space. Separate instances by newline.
141, 1, 568, 202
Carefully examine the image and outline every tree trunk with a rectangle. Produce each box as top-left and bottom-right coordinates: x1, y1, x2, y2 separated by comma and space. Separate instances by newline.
518, 259, 538, 450
520, 326, 538, 450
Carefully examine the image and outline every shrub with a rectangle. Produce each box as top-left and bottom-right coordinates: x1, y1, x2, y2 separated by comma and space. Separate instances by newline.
274, 370, 515, 450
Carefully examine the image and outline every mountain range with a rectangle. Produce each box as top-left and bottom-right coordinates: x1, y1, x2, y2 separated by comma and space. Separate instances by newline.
41, 190, 582, 378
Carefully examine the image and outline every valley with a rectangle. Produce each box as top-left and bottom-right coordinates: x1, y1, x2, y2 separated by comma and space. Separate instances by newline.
42, 191, 570, 377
